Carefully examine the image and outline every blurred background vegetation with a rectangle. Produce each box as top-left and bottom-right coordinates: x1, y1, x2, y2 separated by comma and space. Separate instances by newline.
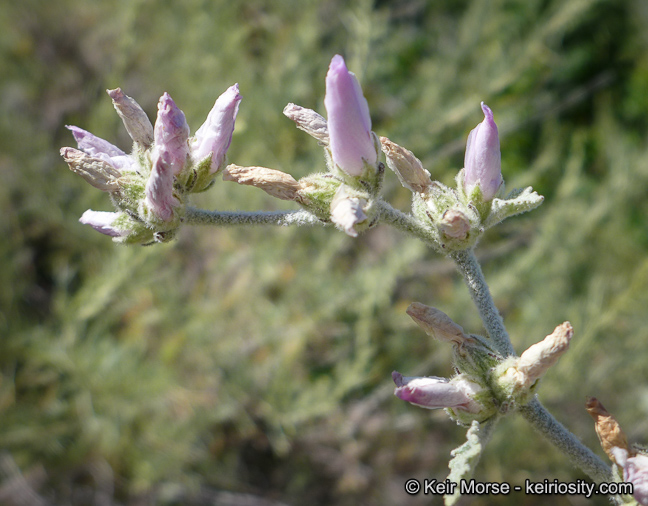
1, 0, 648, 504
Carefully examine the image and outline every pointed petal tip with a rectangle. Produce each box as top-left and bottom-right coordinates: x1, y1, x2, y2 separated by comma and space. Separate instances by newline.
392, 371, 404, 387
480, 102, 494, 120
328, 55, 349, 78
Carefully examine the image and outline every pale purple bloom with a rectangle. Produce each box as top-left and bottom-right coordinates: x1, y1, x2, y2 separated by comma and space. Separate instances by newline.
66, 125, 126, 158
392, 371, 483, 413
464, 102, 502, 201
66, 125, 135, 172
324, 54, 377, 176
611, 448, 648, 505
145, 150, 179, 222
79, 210, 127, 237
192, 84, 241, 174
105, 155, 135, 172
107, 87, 154, 147
153, 93, 190, 176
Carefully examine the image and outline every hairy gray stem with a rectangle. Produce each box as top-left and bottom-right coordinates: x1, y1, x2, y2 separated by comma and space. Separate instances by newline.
374, 199, 436, 243
186, 201, 615, 492
449, 249, 516, 357
185, 207, 324, 227
519, 399, 614, 485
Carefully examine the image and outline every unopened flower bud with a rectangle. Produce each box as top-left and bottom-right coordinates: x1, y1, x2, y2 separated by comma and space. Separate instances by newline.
380, 136, 431, 193
79, 210, 128, 237
107, 88, 154, 147
464, 102, 502, 201
154, 93, 190, 176
223, 164, 307, 203
192, 84, 241, 174
330, 185, 368, 237
438, 209, 471, 240
145, 150, 179, 222
610, 447, 648, 506
283, 103, 329, 145
392, 372, 483, 413
66, 125, 126, 158
586, 397, 630, 465
324, 55, 377, 176
515, 322, 573, 387
406, 302, 469, 345
60, 147, 121, 191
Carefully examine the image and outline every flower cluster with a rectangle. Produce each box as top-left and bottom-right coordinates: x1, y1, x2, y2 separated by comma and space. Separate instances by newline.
61, 85, 241, 243
385, 101, 543, 251
392, 303, 573, 425
221, 54, 542, 249
64, 55, 544, 249
223, 54, 383, 237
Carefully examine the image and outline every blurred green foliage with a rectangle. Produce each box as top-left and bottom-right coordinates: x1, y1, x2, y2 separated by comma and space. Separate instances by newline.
2, 0, 648, 504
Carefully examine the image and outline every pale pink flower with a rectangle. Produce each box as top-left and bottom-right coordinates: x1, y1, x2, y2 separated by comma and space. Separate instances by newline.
192, 84, 242, 174
392, 372, 483, 413
145, 150, 179, 222
611, 448, 648, 505
66, 125, 134, 172
79, 210, 127, 237
324, 55, 377, 176
464, 102, 502, 201
153, 93, 190, 176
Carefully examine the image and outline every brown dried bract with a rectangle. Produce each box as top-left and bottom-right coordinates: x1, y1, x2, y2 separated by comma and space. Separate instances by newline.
223, 164, 308, 204
60, 147, 121, 192
379, 137, 431, 193
586, 397, 630, 464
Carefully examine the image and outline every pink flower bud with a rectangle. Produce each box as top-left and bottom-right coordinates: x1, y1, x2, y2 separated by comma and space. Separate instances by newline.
66, 125, 134, 172
154, 93, 190, 176
192, 84, 241, 174
392, 372, 483, 413
79, 210, 127, 237
464, 102, 502, 201
66, 125, 126, 158
145, 150, 179, 221
324, 55, 377, 176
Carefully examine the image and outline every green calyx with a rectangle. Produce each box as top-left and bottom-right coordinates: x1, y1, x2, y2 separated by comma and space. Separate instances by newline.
411, 170, 544, 253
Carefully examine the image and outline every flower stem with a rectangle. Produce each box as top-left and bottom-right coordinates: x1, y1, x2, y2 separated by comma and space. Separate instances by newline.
449, 249, 516, 357
519, 398, 614, 484
374, 199, 436, 244
450, 248, 614, 486
184, 207, 324, 227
